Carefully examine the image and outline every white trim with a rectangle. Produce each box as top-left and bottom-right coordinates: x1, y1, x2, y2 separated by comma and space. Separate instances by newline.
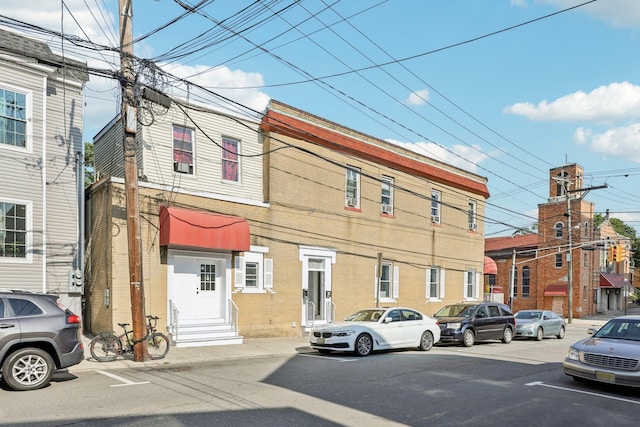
41, 76, 46, 291
0, 82, 34, 154
0, 198, 33, 264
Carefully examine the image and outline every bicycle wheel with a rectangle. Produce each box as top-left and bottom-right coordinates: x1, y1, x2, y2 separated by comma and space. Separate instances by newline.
146, 333, 170, 360
89, 333, 122, 362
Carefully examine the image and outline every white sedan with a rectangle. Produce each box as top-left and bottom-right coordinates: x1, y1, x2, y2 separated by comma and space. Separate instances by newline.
309, 307, 440, 356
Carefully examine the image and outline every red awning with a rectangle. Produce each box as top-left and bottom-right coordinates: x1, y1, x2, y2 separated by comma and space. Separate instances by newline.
544, 284, 568, 296
484, 256, 498, 275
159, 206, 250, 251
599, 273, 625, 289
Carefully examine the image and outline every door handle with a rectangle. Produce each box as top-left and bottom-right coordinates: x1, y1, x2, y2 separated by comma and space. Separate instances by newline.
0, 324, 16, 329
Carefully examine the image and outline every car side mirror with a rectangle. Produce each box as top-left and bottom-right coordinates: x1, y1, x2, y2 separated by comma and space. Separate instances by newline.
384, 317, 393, 323
587, 327, 598, 335
476, 313, 484, 319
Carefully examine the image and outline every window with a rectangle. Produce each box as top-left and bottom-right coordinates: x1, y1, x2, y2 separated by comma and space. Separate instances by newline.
464, 270, 477, 299
555, 253, 563, 268
381, 176, 393, 214
173, 125, 193, 174
376, 261, 398, 302
222, 137, 239, 182
8, 298, 43, 317
487, 305, 500, 317
0, 201, 27, 259
345, 167, 360, 208
468, 200, 477, 231
431, 190, 441, 224
522, 266, 530, 297
427, 266, 441, 299
0, 87, 27, 148
245, 262, 258, 288
234, 248, 272, 293
200, 264, 215, 291
512, 267, 518, 297
554, 222, 563, 238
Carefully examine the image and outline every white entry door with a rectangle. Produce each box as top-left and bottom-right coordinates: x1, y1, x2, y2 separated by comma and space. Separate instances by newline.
172, 255, 225, 321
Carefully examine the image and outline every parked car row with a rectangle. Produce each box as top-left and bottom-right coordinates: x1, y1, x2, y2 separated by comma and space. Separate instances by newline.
310, 303, 569, 357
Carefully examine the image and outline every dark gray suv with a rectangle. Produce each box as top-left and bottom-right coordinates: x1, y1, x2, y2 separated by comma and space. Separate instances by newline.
434, 302, 515, 347
0, 290, 84, 391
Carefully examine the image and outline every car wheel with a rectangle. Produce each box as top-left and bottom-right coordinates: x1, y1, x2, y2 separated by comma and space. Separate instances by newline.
557, 326, 565, 339
535, 327, 544, 341
1, 348, 55, 391
355, 333, 373, 357
502, 327, 513, 344
418, 331, 434, 351
462, 329, 475, 347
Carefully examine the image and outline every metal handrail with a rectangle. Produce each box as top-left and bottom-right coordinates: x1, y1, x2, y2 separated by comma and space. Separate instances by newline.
229, 299, 239, 333
169, 299, 179, 342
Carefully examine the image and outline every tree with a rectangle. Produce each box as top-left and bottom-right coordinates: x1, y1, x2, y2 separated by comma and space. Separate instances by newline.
84, 142, 94, 188
595, 213, 640, 270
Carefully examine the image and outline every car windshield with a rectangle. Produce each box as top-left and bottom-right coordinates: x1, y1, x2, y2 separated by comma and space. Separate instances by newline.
593, 319, 640, 341
435, 304, 476, 318
515, 311, 541, 320
344, 309, 385, 322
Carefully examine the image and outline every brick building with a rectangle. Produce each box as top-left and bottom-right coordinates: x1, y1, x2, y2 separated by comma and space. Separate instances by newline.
89, 98, 490, 345
486, 163, 631, 318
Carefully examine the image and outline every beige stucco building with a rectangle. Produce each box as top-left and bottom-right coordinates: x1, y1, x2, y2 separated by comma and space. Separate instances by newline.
88, 99, 489, 346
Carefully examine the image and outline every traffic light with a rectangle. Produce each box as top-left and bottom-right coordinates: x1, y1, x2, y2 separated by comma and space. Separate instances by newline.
619, 245, 626, 260
612, 245, 619, 262
607, 246, 614, 263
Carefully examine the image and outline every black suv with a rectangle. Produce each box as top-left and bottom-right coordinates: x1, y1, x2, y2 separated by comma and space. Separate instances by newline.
0, 290, 84, 391
434, 302, 515, 347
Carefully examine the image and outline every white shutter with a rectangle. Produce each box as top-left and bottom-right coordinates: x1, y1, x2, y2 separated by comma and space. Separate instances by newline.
440, 268, 446, 299
475, 272, 481, 299
234, 256, 245, 288
264, 258, 273, 290
393, 266, 400, 299
425, 268, 430, 299
374, 265, 378, 299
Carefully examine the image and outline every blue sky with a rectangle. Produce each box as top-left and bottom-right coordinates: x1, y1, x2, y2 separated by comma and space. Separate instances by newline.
2, 0, 640, 237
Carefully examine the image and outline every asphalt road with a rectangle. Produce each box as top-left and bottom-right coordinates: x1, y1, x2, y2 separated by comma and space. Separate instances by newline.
1, 324, 639, 427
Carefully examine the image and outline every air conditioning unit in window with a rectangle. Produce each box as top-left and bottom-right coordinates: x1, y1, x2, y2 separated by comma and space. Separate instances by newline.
381, 204, 393, 214
468, 223, 477, 231
431, 215, 440, 223
346, 197, 357, 207
175, 162, 191, 174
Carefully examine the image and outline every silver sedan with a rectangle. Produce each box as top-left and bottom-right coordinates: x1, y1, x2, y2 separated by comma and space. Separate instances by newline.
563, 315, 640, 387
514, 310, 565, 341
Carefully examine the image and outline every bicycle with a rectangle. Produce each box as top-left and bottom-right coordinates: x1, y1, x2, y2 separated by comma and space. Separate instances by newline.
89, 315, 170, 362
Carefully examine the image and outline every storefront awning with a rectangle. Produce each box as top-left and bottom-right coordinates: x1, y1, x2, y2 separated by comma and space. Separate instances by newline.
544, 284, 568, 296
599, 273, 626, 289
484, 256, 498, 275
159, 206, 250, 251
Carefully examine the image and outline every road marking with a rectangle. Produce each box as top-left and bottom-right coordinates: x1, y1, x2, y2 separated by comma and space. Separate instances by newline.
526, 381, 640, 405
299, 353, 358, 362
96, 370, 150, 387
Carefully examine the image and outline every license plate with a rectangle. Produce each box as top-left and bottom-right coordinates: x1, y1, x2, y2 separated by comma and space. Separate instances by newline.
317, 337, 324, 345
596, 371, 615, 383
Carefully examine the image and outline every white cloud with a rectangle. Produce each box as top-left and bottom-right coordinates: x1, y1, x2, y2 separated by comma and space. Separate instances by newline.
406, 89, 430, 106
504, 82, 640, 122
578, 123, 640, 162
387, 139, 488, 173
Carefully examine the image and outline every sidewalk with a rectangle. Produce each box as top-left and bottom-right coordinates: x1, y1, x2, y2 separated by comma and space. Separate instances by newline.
71, 305, 640, 373
71, 335, 312, 372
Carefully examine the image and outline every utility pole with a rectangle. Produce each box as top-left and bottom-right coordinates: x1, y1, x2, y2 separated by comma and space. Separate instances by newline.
556, 177, 608, 325
119, 0, 146, 361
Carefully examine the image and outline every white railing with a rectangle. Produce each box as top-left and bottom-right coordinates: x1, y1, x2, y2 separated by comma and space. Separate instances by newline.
326, 301, 336, 323
305, 300, 316, 328
228, 299, 239, 333
169, 299, 180, 342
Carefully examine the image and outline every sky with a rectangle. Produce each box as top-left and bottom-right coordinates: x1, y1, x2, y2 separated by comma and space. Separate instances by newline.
1, 0, 640, 238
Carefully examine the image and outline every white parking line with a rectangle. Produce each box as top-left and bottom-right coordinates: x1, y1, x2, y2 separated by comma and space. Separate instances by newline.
526, 381, 640, 405
96, 370, 150, 387
299, 353, 359, 362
